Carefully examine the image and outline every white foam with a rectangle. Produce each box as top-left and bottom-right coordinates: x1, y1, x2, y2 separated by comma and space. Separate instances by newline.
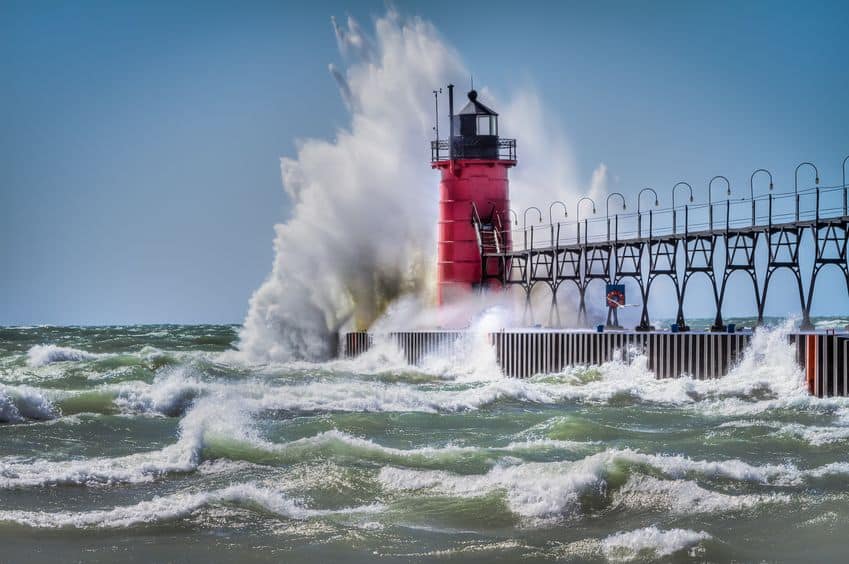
0, 483, 382, 528
379, 455, 611, 521
0, 385, 58, 422
614, 475, 789, 514
377, 447, 826, 521
269, 430, 588, 466
0, 396, 593, 489
0, 396, 250, 488
26, 344, 97, 367
601, 525, 710, 560
57, 321, 830, 419
772, 422, 849, 446
111, 367, 206, 416
0, 442, 200, 488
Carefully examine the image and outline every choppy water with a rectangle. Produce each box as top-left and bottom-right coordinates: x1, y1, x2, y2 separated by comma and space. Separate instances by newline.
2, 322, 849, 562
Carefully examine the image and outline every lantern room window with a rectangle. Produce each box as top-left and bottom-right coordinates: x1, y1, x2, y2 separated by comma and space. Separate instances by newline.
476, 115, 497, 136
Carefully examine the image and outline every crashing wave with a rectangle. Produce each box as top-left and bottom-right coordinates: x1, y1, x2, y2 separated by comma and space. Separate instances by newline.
26, 344, 97, 367
0, 385, 58, 423
0, 482, 382, 528
601, 525, 711, 560
377, 447, 836, 521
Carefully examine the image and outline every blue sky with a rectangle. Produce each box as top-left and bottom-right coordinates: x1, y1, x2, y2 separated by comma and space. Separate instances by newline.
1, 0, 848, 325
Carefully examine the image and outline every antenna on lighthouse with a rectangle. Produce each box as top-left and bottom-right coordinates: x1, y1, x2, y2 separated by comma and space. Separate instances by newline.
447, 83, 455, 160
432, 88, 442, 141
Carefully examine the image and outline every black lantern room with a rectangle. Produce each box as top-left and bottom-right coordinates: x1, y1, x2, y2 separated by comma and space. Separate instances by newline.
451, 90, 500, 160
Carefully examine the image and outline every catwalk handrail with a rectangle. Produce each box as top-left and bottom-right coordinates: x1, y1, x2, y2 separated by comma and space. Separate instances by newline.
499, 184, 848, 254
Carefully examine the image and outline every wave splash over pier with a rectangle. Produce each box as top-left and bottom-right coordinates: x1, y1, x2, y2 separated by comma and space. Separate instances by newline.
234, 10, 595, 363
3, 321, 849, 561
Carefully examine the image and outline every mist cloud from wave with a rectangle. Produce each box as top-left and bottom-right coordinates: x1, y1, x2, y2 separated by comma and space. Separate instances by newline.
235, 10, 607, 363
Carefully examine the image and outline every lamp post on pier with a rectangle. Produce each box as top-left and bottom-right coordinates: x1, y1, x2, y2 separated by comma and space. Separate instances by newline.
794, 162, 819, 223
672, 182, 694, 234
508, 209, 518, 226
708, 176, 731, 231
637, 187, 659, 239
749, 169, 773, 226
576, 197, 596, 244
522, 207, 542, 251
605, 192, 627, 241
548, 201, 568, 248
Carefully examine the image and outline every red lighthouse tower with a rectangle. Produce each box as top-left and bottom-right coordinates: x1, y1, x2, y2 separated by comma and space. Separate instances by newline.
431, 85, 517, 305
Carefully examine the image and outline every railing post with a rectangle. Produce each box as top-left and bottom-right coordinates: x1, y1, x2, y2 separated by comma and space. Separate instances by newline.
649, 209, 654, 239
726, 199, 730, 231
583, 219, 588, 245
795, 193, 800, 222
673, 209, 677, 235
576, 221, 580, 245
816, 188, 820, 224
606, 217, 611, 242
615, 214, 619, 242
684, 205, 689, 236
768, 194, 773, 229
638, 213, 642, 239
709, 204, 713, 231
751, 198, 756, 226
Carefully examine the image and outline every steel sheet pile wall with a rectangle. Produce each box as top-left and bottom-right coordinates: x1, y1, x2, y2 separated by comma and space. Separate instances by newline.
490, 332, 751, 379
792, 333, 849, 397
343, 330, 849, 394
489, 332, 641, 378
344, 332, 372, 357
344, 330, 752, 379
344, 331, 466, 365
388, 331, 465, 365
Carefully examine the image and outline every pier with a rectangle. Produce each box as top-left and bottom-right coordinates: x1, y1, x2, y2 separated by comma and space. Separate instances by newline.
367, 89, 849, 397
343, 157, 849, 397
343, 329, 849, 397
469, 159, 849, 331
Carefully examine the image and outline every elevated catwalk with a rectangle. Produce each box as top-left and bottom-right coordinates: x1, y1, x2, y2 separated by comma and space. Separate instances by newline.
343, 329, 849, 397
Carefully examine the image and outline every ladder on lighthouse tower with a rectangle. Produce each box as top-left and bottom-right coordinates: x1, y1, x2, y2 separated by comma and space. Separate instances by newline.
472, 202, 509, 286
471, 202, 502, 254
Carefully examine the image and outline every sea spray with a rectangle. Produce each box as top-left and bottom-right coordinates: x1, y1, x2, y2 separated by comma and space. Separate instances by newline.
234, 12, 460, 363
235, 10, 602, 362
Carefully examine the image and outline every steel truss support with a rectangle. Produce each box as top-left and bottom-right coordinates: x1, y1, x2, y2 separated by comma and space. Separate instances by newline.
805, 220, 849, 325
636, 238, 682, 331
716, 232, 762, 330
763, 226, 809, 329
610, 242, 645, 329
472, 183, 849, 330
682, 234, 720, 332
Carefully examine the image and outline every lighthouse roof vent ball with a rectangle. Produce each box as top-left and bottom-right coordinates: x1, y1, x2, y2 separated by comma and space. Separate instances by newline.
458, 89, 498, 116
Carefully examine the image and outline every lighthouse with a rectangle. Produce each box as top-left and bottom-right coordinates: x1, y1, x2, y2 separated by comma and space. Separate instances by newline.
431, 85, 517, 305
